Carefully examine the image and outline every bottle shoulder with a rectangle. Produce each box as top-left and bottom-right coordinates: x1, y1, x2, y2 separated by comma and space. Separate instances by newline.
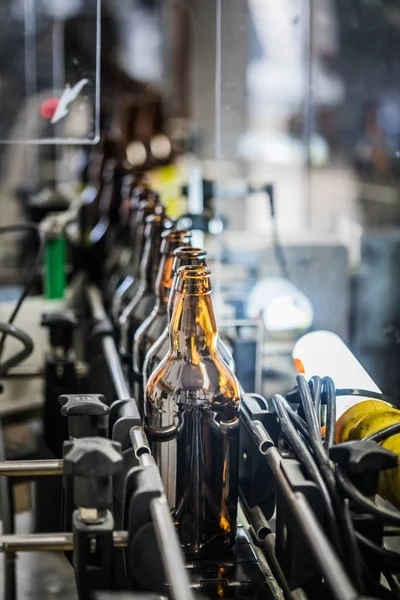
146, 354, 240, 406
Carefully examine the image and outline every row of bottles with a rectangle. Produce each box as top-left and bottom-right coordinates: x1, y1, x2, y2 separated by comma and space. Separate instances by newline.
82, 147, 240, 559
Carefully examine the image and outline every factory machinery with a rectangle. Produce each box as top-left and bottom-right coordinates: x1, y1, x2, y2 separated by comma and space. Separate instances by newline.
1, 139, 400, 600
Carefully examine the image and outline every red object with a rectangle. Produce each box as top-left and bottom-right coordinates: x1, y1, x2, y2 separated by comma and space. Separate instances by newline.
40, 97, 60, 120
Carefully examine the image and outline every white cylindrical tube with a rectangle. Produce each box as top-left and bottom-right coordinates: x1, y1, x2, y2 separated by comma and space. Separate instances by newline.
293, 330, 383, 419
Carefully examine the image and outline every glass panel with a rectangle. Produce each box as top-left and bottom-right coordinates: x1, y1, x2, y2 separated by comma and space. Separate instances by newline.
0, 0, 100, 144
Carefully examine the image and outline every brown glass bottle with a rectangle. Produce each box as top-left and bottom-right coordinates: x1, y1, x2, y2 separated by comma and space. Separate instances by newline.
112, 190, 162, 320
143, 247, 208, 390
145, 266, 240, 557
143, 249, 235, 389
118, 212, 173, 355
133, 230, 192, 412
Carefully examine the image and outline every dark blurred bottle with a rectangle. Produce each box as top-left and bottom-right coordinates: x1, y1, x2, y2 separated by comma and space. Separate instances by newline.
79, 135, 124, 245
145, 265, 240, 558
143, 249, 235, 391
112, 190, 162, 320
133, 230, 192, 412
105, 172, 149, 297
118, 211, 173, 357
143, 247, 208, 390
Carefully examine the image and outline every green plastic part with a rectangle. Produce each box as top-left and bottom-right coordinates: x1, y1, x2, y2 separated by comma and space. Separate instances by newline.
44, 235, 66, 300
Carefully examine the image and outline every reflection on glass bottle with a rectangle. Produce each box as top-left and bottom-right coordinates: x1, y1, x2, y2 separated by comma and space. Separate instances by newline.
143, 247, 208, 390
145, 266, 240, 557
112, 190, 162, 320
133, 229, 192, 413
118, 211, 172, 356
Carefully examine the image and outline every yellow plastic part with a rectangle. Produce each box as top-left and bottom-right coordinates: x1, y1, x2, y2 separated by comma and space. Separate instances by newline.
337, 400, 400, 508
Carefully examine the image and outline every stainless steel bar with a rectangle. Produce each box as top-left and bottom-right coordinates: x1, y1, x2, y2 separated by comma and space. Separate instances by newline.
86, 285, 131, 400
0, 531, 128, 553
129, 425, 151, 461
150, 496, 195, 600
102, 336, 131, 400
0, 459, 63, 477
86, 285, 106, 322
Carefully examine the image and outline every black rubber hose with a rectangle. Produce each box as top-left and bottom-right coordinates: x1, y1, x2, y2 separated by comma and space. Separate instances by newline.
322, 376, 336, 449
0, 323, 34, 376
273, 394, 342, 552
309, 375, 322, 429
337, 468, 400, 526
0, 224, 45, 358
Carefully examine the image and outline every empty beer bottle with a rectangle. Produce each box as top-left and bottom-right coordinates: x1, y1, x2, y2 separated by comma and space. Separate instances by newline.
119, 212, 173, 356
133, 230, 192, 413
112, 190, 162, 320
143, 247, 208, 390
143, 249, 235, 389
145, 266, 240, 558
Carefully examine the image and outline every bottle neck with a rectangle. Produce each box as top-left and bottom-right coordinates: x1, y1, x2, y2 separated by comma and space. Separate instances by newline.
169, 291, 218, 361
139, 232, 162, 290
154, 254, 174, 312
167, 255, 208, 322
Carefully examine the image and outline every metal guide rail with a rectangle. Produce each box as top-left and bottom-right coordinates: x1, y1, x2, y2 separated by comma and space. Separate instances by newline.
0, 281, 384, 600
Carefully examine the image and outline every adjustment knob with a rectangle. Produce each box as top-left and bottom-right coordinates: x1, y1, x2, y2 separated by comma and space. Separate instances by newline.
41, 311, 78, 351
329, 440, 397, 473
58, 394, 109, 417
58, 394, 109, 438
63, 437, 122, 509
329, 439, 398, 496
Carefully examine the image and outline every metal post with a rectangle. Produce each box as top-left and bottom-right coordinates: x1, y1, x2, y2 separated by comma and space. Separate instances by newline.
86, 285, 131, 400
150, 497, 195, 600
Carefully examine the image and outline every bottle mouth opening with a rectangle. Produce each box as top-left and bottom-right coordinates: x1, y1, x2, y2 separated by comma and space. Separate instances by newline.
160, 231, 192, 254
175, 266, 212, 294
174, 247, 207, 257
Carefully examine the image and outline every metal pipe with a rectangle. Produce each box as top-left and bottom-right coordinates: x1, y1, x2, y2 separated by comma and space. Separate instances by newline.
150, 496, 195, 600
265, 439, 358, 600
0, 460, 63, 477
102, 336, 131, 400
86, 285, 106, 322
129, 426, 151, 462
86, 285, 131, 400
0, 531, 128, 553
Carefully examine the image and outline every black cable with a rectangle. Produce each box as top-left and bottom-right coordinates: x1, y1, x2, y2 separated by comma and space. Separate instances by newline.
287, 385, 400, 409
0, 224, 45, 358
297, 375, 322, 443
323, 376, 336, 449
363, 568, 400, 600
0, 323, 34, 376
265, 184, 291, 282
335, 388, 400, 409
309, 375, 322, 428
294, 376, 364, 590
356, 531, 400, 570
385, 573, 400, 598
273, 394, 342, 552
364, 423, 400, 443
337, 468, 400, 526
281, 398, 311, 443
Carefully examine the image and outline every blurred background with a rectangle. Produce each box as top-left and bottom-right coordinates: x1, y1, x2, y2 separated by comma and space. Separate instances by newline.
1, 0, 400, 400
